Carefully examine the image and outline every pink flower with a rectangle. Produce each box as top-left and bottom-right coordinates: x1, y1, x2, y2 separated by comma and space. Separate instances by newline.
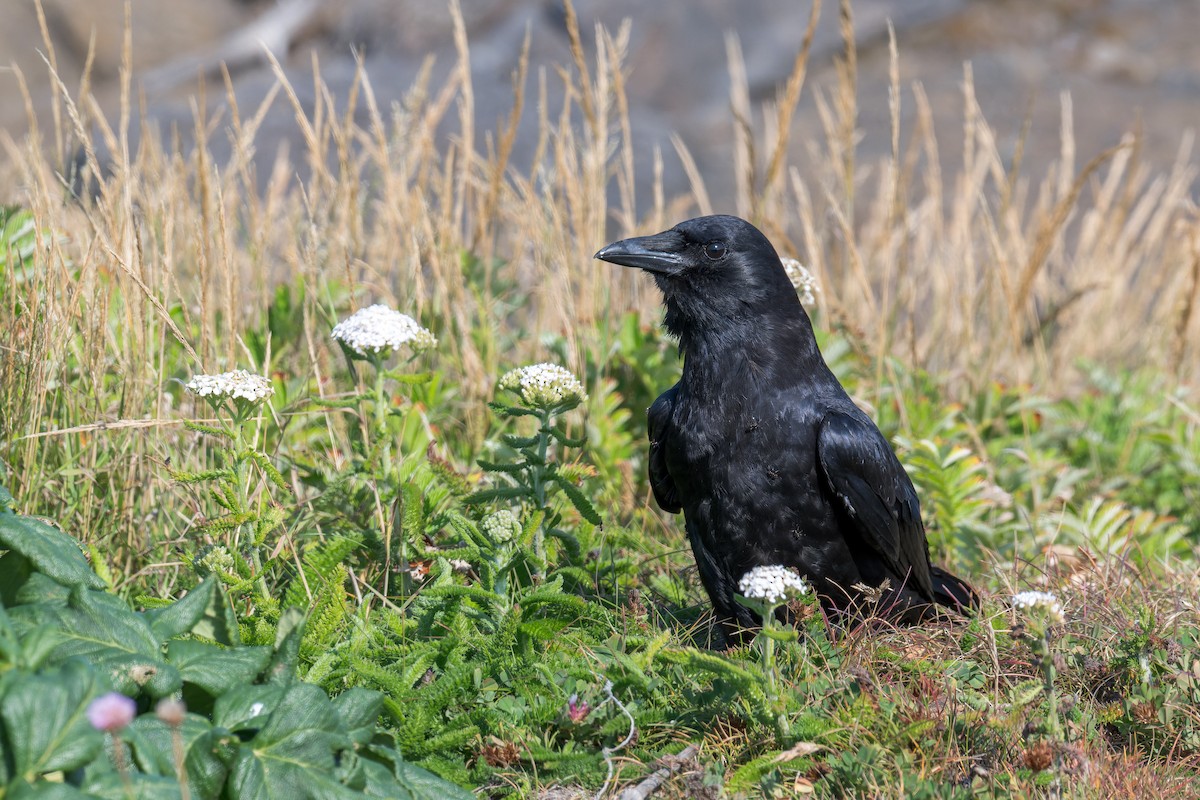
87, 692, 137, 732
567, 693, 590, 723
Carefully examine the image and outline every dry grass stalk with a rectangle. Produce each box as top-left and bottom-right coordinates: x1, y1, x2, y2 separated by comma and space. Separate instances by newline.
1, 1, 1198, 549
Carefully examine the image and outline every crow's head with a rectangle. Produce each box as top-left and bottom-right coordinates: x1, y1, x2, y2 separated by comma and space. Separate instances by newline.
594, 215, 800, 338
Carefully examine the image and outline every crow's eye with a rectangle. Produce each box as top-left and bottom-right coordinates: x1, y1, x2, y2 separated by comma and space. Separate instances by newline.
703, 241, 727, 260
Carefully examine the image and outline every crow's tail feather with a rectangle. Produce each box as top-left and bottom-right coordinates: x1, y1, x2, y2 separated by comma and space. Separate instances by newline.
930, 566, 978, 614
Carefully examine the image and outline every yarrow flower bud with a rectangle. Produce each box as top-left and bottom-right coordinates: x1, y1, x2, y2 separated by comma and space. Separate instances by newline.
781, 258, 820, 306
185, 370, 274, 404
1012, 590, 1065, 625
498, 363, 587, 409
331, 304, 437, 358
738, 565, 810, 605
87, 692, 137, 732
194, 544, 235, 578
481, 509, 520, 543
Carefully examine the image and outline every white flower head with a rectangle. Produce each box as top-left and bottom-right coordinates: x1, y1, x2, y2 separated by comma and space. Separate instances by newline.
781, 258, 820, 306
498, 363, 587, 410
331, 304, 437, 358
1012, 590, 1065, 625
738, 565, 810, 605
481, 509, 521, 543
185, 370, 274, 404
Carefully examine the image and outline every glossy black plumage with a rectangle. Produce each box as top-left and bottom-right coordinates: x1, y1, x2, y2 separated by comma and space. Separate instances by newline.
595, 215, 976, 634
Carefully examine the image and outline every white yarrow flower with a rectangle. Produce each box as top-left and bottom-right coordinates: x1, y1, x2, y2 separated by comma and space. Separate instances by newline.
331, 304, 437, 357
781, 258, 820, 306
185, 370, 274, 404
738, 565, 810, 605
498, 363, 587, 409
1012, 590, 1065, 624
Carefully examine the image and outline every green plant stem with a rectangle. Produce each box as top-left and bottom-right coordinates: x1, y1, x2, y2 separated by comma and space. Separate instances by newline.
373, 360, 390, 467
758, 602, 790, 740
529, 409, 552, 568
1037, 633, 1061, 739
370, 358, 395, 596
233, 409, 272, 600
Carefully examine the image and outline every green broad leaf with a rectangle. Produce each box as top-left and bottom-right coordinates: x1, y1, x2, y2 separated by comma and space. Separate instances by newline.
5, 782, 96, 799
125, 714, 230, 798
166, 639, 272, 696
0, 484, 15, 512
37, 587, 159, 661
0, 511, 104, 590
551, 476, 603, 526
213, 684, 286, 731
12, 588, 181, 697
103, 653, 183, 699
394, 763, 474, 799
0, 660, 106, 777
0, 549, 34, 605
340, 742, 475, 800
332, 688, 384, 746
78, 771, 187, 799
143, 578, 221, 641
189, 582, 242, 647
226, 683, 355, 800
8, 570, 72, 607
263, 608, 306, 686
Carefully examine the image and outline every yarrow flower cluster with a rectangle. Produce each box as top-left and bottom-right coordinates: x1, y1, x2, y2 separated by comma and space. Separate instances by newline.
498, 363, 587, 409
185, 370, 274, 404
1012, 590, 1065, 624
781, 258, 820, 306
481, 509, 521, 543
194, 544, 236, 578
738, 565, 810, 605
331, 304, 437, 357
87, 692, 137, 732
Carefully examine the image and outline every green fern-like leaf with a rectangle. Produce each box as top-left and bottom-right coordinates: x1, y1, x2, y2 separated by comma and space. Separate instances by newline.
282, 534, 362, 610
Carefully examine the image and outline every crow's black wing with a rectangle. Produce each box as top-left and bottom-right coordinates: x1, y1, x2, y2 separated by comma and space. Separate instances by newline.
816, 411, 933, 597
647, 386, 681, 513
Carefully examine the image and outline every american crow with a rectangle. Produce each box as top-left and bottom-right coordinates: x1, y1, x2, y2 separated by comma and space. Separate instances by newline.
595, 215, 977, 634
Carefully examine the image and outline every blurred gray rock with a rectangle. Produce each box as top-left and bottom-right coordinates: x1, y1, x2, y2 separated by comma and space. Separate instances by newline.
2, 0, 1198, 203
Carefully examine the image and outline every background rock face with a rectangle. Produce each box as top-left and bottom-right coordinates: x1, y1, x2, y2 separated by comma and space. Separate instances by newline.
2, 0, 1198, 200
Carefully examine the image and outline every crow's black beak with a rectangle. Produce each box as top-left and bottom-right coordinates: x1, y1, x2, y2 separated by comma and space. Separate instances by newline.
594, 230, 686, 276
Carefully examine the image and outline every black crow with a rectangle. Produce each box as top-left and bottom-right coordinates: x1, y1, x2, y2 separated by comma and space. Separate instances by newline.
595, 215, 976, 635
